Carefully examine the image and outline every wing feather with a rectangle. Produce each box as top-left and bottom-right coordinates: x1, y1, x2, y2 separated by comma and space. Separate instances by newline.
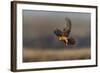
63, 17, 72, 37
54, 28, 62, 36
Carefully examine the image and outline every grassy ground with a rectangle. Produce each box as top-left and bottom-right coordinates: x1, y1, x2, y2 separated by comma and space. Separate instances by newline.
23, 48, 91, 62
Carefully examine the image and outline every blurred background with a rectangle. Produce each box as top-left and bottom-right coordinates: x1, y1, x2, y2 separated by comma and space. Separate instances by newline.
23, 10, 91, 62
23, 10, 91, 49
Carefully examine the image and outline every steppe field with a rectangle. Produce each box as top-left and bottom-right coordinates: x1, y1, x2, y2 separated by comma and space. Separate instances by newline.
23, 48, 91, 62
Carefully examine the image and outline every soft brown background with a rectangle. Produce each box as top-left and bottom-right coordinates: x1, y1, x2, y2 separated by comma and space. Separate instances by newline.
23, 10, 91, 49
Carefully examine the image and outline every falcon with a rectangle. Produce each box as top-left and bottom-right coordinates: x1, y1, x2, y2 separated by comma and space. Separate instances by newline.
54, 17, 76, 46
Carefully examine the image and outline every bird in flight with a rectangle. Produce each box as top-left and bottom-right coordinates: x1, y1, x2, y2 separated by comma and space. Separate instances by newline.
54, 17, 76, 46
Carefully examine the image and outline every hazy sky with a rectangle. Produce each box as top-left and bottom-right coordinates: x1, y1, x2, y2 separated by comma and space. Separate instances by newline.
23, 10, 91, 48
23, 10, 90, 38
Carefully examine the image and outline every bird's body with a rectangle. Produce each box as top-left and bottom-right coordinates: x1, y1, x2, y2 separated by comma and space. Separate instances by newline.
57, 35, 68, 46
54, 17, 76, 46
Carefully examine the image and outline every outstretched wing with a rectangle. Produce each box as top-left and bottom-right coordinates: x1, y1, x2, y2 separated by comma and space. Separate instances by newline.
54, 28, 62, 36
63, 17, 72, 37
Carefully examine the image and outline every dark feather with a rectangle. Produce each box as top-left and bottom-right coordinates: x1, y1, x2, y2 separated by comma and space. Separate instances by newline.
68, 37, 76, 45
54, 29, 62, 36
63, 17, 72, 37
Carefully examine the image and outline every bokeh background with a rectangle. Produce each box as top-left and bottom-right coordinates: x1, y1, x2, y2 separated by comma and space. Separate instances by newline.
23, 10, 91, 62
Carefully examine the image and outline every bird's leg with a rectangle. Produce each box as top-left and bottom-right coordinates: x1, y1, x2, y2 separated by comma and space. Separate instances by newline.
63, 37, 68, 46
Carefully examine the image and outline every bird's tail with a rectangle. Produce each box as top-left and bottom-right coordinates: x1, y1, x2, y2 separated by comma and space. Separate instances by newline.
68, 37, 76, 45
